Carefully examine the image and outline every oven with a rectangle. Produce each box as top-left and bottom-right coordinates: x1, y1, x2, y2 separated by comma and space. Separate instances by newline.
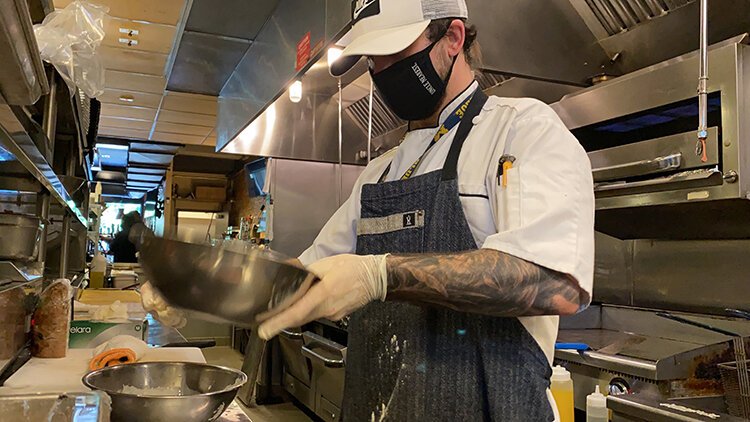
552, 35, 750, 239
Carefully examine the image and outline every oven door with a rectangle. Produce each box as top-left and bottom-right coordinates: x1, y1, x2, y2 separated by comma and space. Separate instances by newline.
590, 128, 721, 198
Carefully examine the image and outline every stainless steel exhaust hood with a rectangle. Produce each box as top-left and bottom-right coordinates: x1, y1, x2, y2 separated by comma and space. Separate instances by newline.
216, 0, 750, 162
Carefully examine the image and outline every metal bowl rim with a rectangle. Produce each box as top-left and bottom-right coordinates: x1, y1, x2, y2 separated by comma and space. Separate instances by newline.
82, 361, 248, 399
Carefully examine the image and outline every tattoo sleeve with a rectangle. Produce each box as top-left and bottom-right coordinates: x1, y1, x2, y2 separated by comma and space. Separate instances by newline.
386, 249, 589, 317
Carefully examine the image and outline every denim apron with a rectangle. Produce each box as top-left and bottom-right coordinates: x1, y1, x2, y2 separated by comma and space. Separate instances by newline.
342, 90, 554, 421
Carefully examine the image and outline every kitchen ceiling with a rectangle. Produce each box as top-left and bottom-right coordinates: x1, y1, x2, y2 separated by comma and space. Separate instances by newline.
53, 0, 220, 149
52, 0, 262, 198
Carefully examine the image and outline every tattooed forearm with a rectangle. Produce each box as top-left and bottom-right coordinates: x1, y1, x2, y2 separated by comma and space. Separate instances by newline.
386, 249, 588, 317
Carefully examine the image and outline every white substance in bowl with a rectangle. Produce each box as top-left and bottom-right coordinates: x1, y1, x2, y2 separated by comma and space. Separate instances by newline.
119, 385, 198, 396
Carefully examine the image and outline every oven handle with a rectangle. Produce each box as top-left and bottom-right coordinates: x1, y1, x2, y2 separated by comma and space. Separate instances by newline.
301, 345, 345, 368
594, 168, 720, 192
592, 153, 683, 183
279, 329, 304, 340
301, 331, 346, 368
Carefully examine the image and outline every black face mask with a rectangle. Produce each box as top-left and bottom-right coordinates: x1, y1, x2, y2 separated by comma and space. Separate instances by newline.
370, 40, 457, 122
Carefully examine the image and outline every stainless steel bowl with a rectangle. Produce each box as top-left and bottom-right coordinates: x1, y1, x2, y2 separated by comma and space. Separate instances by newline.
137, 235, 316, 326
0, 213, 41, 261
82, 362, 247, 422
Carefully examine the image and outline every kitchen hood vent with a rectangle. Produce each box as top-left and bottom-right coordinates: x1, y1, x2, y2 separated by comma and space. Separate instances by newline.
345, 90, 402, 141
586, 0, 695, 36
345, 71, 509, 141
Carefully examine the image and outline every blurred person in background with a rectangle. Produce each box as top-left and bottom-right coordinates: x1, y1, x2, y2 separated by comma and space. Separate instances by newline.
109, 211, 141, 263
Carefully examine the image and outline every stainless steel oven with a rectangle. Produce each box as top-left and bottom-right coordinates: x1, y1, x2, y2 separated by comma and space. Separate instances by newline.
552, 35, 750, 239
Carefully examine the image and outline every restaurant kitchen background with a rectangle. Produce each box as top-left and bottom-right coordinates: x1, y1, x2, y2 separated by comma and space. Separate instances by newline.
1, 0, 750, 421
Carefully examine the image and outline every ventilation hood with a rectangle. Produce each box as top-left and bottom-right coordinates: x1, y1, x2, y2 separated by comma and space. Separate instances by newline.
216, 0, 750, 161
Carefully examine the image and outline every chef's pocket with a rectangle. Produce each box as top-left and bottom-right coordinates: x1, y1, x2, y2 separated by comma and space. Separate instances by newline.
356, 210, 425, 254
497, 167, 522, 230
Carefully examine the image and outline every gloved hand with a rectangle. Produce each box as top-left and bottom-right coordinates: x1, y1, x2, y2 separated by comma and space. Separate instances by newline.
140, 282, 187, 329
257, 254, 388, 340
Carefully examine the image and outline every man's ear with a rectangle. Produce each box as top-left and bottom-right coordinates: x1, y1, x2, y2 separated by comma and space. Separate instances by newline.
444, 19, 466, 57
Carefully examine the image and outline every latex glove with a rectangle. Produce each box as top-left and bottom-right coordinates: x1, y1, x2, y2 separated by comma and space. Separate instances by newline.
140, 282, 187, 328
257, 254, 388, 340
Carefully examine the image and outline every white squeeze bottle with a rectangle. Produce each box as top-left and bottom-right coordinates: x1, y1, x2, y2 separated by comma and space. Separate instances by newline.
551, 365, 574, 422
586, 385, 608, 422
90, 251, 107, 289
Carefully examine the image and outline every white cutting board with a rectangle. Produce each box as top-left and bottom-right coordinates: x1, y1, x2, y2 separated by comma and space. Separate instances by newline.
0, 347, 205, 395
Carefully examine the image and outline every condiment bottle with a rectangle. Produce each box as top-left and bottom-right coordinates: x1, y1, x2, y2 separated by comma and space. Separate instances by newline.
90, 251, 107, 289
586, 385, 608, 422
551, 365, 575, 422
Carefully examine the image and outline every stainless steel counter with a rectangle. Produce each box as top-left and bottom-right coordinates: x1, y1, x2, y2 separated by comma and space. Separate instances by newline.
609, 394, 745, 421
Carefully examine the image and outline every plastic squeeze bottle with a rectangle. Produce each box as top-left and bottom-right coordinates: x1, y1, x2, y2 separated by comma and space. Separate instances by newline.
586, 385, 608, 422
551, 365, 575, 422
90, 251, 107, 289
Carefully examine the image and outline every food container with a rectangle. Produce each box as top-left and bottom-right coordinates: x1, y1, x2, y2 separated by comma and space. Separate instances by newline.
32, 279, 72, 358
82, 362, 247, 422
137, 234, 315, 327
0, 286, 27, 359
0, 213, 42, 261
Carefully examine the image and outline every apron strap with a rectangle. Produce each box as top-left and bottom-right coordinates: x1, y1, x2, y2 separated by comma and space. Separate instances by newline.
441, 89, 489, 181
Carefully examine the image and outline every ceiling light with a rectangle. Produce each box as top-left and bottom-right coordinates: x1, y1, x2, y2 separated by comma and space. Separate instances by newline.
119, 95, 135, 103
289, 81, 303, 103
328, 47, 343, 65
97, 143, 129, 150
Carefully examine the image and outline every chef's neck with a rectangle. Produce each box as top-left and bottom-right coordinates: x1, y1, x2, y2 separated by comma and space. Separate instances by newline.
410, 57, 475, 131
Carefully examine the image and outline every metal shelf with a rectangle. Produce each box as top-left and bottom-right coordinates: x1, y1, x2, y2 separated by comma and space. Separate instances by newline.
0, 261, 42, 294
0, 105, 87, 226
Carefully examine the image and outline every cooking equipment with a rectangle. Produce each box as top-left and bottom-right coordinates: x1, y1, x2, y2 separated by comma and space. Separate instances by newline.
552, 35, 750, 240
0, 213, 41, 261
301, 331, 346, 422
556, 305, 750, 412
82, 361, 247, 422
656, 312, 750, 418
135, 230, 316, 327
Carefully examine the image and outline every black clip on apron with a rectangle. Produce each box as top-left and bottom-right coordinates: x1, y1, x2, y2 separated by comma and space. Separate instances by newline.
345, 89, 555, 422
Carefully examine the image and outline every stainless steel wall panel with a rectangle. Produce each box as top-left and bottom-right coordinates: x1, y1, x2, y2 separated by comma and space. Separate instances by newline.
592, 232, 633, 305
269, 159, 364, 258
631, 239, 750, 315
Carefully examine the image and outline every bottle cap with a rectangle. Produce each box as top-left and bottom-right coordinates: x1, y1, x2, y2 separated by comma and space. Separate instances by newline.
587, 385, 607, 408
551, 365, 571, 382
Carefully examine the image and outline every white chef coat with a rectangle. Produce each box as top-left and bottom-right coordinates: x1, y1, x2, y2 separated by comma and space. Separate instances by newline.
299, 81, 595, 366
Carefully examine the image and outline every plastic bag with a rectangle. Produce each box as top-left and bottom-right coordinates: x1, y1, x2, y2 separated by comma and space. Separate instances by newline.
33, 1, 109, 98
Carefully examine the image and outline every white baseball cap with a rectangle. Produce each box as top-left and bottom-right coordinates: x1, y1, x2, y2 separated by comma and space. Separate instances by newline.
330, 0, 469, 77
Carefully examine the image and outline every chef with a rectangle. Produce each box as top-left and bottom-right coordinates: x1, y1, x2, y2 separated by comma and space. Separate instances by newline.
257, 0, 595, 420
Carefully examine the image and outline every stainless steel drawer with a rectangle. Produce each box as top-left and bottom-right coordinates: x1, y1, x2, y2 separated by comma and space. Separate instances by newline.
302, 331, 346, 408
283, 371, 313, 410
279, 328, 311, 385
318, 395, 341, 422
